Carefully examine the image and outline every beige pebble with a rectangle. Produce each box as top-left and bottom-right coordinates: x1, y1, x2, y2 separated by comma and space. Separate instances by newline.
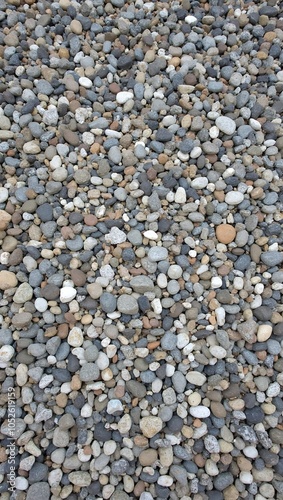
257, 324, 272, 342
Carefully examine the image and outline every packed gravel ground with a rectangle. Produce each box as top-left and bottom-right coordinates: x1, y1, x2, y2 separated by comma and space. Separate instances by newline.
0, 0, 283, 498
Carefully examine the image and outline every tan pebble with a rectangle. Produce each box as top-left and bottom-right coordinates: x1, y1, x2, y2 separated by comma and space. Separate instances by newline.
70, 19, 82, 34
71, 375, 82, 390
216, 224, 236, 244
223, 485, 239, 500
228, 398, 245, 411
261, 403, 276, 415
237, 455, 253, 471
56, 393, 68, 407
139, 449, 158, 466
0, 270, 18, 290
210, 401, 226, 418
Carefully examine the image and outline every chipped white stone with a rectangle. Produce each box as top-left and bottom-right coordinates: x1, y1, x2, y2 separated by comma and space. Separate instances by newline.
60, 286, 77, 303
116, 91, 134, 104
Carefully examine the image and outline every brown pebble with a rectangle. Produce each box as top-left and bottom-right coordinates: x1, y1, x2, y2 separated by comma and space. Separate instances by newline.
71, 269, 86, 286
139, 449, 158, 466
216, 224, 236, 244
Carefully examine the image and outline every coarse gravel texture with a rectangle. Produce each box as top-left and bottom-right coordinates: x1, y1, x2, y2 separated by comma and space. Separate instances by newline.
0, 0, 283, 499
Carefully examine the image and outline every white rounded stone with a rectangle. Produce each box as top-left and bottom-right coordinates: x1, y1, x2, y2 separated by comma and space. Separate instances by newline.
210, 346, 227, 360
225, 191, 245, 205
189, 406, 211, 418
211, 277, 222, 289
216, 116, 236, 135
34, 297, 48, 312
144, 230, 158, 240
175, 187, 186, 203
191, 177, 208, 189
0, 187, 8, 203
158, 476, 173, 487
79, 77, 92, 88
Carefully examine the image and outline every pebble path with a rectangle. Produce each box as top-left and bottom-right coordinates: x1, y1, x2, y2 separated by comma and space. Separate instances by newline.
0, 0, 283, 499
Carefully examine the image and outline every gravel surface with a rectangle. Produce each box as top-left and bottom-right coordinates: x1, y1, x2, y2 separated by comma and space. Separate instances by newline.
0, 0, 283, 499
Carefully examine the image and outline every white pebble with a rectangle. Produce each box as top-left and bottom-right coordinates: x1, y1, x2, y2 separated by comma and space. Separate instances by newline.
15, 477, 29, 490
116, 91, 134, 104
185, 15, 197, 23
68, 327, 83, 347
158, 476, 173, 487
215, 307, 225, 326
60, 286, 77, 303
243, 446, 258, 459
174, 187, 186, 203
191, 177, 208, 189
240, 471, 253, 484
34, 297, 48, 312
190, 406, 211, 418
144, 230, 158, 240
151, 298, 162, 314
107, 399, 123, 414
225, 191, 244, 205
79, 77, 92, 88
211, 277, 222, 289
0, 345, 15, 365
0, 187, 8, 203
190, 146, 202, 158
210, 346, 227, 359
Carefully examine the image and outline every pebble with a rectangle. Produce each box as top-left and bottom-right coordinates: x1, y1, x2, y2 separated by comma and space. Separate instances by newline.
140, 417, 163, 438
0, 2, 282, 498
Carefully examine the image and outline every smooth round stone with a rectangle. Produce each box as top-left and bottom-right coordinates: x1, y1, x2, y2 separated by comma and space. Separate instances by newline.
87, 282, 103, 299
210, 345, 226, 359
186, 371, 207, 386
257, 324, 272, 342
215, 116, 236, 135
0, 270, 18, 290
100, 293, 117, 313
117, 295, 139, 314
168, 265, 182, 279
225, 192, 244, 205
79, 77, 92, 88
216, 224, 236, 243
34, 298, 48, 312
189, 406, 211, 418
148, 247, 168, 262
0, 187, 8, 203
191, 177, 208, 189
